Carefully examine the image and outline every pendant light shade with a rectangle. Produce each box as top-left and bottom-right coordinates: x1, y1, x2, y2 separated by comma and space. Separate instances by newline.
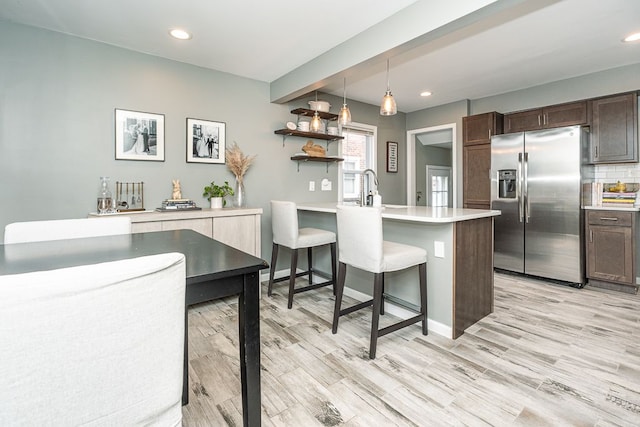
380, 59, 397, 116
310, 111, 322, 132
338, 77, 352, 126
310, 91, 323, 132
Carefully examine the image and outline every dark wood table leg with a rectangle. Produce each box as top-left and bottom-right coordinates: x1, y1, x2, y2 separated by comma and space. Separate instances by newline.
239, 271, 261, 426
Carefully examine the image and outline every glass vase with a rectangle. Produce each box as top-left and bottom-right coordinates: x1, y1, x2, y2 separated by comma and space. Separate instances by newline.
234, 178, 246, 208
97, 176, 113, 214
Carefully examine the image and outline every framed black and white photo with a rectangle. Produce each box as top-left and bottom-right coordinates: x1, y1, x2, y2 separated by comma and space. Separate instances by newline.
115, 109, 165, 161
387, 141, 398, 173
186, 118, 226, 164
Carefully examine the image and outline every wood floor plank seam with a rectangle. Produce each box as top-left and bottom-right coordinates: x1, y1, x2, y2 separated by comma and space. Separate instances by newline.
183, 273, 640, 426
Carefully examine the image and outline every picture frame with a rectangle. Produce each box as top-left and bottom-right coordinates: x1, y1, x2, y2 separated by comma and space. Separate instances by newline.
186, 118, 226, 164
386, 141, 398, 173
115, 109, 165, 161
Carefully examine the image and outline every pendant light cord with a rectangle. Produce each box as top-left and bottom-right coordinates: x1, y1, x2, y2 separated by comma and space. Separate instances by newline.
386, 59, 390, 92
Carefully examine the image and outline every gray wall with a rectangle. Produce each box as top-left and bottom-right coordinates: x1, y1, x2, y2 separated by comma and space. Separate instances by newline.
2, 21, 638, 265
0, 21, 406, 267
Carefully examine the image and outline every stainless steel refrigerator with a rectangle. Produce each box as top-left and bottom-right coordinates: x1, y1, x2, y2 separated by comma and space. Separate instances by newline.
490, 125, 588, 286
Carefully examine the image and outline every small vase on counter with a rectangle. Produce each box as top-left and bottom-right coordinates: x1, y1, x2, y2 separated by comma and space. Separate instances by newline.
234, 178, 246, 208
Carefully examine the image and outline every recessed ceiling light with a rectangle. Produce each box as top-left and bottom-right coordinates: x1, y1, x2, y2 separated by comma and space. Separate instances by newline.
169, 29, 192, 40
623, 32, 640, 42
420, 91, 432, 97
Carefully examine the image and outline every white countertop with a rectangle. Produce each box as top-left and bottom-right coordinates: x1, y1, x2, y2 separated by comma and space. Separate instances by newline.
583, 205, 640, 212
297, 202, 501, 224
89, 207, 263, 222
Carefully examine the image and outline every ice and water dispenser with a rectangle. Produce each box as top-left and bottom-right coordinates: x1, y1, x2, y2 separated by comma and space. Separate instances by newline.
498, 170, 516, 199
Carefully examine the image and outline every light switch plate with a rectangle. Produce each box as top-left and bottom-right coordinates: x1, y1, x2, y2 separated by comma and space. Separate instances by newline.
321, 178, 331, 191
309, 181, 315, 191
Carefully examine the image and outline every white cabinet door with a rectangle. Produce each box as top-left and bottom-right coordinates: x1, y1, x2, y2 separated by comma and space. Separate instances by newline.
161, 218, 213, 238
213, 216, 260, 256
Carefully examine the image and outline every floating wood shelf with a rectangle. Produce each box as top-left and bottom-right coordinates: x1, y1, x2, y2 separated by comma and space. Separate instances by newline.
274, 128, 344, 141
290, 108, 339, 121
290, 155, 344, 172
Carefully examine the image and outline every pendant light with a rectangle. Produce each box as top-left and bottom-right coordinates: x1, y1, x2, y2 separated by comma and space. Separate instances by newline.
310, 92, 323, 132
338, 77, 352, 126
380, 59, 397, 116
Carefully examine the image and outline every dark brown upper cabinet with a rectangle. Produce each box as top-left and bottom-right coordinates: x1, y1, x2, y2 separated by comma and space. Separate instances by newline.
504, 100, 588, 133
590, 92, 638, 164
462, 112, 503, 146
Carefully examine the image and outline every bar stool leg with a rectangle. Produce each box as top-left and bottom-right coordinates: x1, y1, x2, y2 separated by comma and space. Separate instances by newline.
380, 274, 385, 315
307, 247, 313, 284
330, 242, 337, 295
287, 249, 298, 309
268, 243, 279, 297
370, 272, 384, 359
419, 262, 428, 335
332, 262, 347, 334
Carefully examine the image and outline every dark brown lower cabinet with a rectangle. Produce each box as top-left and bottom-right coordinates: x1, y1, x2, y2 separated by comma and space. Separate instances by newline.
454, 217, 494, 338
586, 210, 637, 292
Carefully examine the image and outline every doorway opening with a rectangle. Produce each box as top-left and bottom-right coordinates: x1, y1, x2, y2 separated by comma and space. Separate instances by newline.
406, 124, 456, 207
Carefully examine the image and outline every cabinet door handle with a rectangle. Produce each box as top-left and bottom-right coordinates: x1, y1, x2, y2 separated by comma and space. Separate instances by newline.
543, 114, 547, 125
538, 115, 541, 126
599, 217, 619, 221
589, 230, 593, 242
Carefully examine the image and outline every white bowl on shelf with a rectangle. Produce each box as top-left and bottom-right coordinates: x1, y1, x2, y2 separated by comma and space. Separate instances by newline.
309, 100, 331, 112
298, 121, 310, 132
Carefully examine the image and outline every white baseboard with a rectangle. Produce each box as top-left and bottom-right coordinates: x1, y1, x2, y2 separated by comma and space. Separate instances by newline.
261, 268, 452, 339
341, 286, 452, 339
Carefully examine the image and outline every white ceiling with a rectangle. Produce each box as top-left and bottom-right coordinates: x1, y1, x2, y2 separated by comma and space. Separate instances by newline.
1, 0, 638, 113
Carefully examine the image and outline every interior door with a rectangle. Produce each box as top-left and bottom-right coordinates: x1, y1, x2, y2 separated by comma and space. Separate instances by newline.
426, 165, 452, 207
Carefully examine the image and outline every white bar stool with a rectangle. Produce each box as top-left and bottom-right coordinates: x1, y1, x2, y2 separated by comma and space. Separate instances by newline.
332, 205, 427, 359
268, 200, 337, 309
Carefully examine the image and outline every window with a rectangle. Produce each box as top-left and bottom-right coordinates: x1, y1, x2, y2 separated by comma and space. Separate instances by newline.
339, 123, 377, 203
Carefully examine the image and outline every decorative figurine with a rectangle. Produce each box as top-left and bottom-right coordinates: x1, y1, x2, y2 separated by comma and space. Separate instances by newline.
301, 140, 326, 157
171, 179, 182, 200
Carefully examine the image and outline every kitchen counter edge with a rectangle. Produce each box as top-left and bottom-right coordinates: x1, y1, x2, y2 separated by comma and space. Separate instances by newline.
297, 202, 500, 223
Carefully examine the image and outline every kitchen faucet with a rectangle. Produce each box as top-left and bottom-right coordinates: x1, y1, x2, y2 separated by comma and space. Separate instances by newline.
360, 168, 378, 206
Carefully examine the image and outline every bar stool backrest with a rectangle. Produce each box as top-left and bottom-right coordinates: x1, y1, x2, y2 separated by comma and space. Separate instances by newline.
271, 201, 299, 248
336, 205, 384, 273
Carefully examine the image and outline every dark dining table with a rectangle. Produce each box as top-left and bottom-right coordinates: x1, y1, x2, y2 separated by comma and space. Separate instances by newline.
0, 229, 268, 427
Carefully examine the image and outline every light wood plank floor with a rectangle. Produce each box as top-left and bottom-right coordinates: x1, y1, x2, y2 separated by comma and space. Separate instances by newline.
182, 273, 640, 426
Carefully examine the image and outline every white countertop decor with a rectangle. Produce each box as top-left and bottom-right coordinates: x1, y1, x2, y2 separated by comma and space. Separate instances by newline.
297, 202, 500, 223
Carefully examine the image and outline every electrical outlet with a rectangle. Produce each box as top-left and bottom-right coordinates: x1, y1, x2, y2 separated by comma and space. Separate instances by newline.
434, 241, 445, 258
321, 178, 331, 191
309, 181, 315, 191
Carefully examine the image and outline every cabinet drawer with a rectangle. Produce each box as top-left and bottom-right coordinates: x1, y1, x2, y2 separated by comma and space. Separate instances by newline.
587, 211, 633, 226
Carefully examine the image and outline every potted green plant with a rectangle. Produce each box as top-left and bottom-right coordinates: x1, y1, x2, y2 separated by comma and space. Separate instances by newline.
203, 180, 234, 208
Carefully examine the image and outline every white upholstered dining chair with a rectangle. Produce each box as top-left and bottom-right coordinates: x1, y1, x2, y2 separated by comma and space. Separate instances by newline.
0, 252, 186, 426
332, 205, 428, 359
268, 200, 337, 309
3, 217, 132, 244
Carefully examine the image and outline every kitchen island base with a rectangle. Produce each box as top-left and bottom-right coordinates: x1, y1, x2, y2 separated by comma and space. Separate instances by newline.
297, 203, 498, 339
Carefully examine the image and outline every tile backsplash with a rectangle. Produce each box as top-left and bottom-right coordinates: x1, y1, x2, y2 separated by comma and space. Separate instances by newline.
592, 163, 640, 183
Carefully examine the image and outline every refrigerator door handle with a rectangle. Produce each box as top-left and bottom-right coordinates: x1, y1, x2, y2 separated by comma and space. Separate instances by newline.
518, 153, 524, 222
524, 152, 530, 223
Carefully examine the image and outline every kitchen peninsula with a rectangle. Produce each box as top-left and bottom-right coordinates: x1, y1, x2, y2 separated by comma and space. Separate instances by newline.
297, 202, 500, 339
